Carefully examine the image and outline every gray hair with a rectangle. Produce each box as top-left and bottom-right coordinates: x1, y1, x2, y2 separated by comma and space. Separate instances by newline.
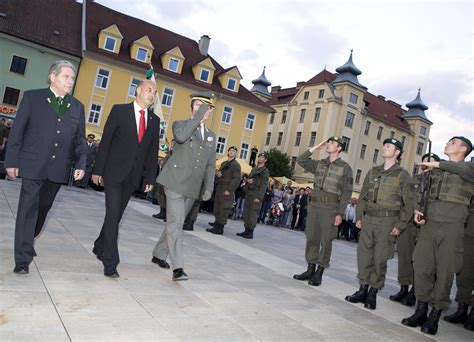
47, 60, 76, 85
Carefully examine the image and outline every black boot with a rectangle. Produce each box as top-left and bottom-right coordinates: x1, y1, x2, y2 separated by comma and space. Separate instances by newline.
421, 307, 442, 335
345, 285, 369, 303
208, 222, 215, 227
401, 300, 428, 327
401, 286, 416, 306
206, 223, 224, 235
242, 229, 253, 239
236, 229, 248, 237
308, 266, 325, 286
364, 287, 378, 310
182, 219, 194, 231
389, 285, 408, 302
464, 307, 474, 331
153, 208, 166, 220
444, 302, 469, 324
293, 263, 316, 281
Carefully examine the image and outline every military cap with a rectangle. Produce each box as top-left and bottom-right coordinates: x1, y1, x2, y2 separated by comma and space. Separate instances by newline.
87, 133, 95, 139
327, 136, 343, 146
190, 91, 215, 107
383, 138, 404, 152
228, 145, 238, 152
450, 136, 472, 155
258, 152, 268, 159
421, 152, 440, 162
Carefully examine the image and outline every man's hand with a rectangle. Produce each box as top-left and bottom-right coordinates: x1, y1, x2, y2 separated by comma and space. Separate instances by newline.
202, 190, 212, 201
309, 141, 327, 153
6, 168, 19, 180
247, 178, 254, 184
254, 198, 261, 203
334, 215, 342, 226
356, 220, 363, 229
416, 161, 440, 172
216, 171, 222, 178
74, 169, 85, 181
92, 174, 103, 186
390, 227, 401, 236
414, 209, 426, 225
223, 190, 230, 196
144, 184, 153, 193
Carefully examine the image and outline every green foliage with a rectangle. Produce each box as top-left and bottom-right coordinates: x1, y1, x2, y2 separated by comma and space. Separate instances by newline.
265, 147, 293, 178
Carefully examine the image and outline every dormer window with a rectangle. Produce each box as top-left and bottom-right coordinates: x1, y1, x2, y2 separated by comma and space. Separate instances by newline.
104, 36, 116, 52
200, 68, 210, 83
227, 78, 237, 91
136, 47, 148, 62
168, 58, 179, 72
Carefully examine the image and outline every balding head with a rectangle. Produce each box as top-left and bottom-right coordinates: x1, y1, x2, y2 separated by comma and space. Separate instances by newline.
136, 80, 158, 108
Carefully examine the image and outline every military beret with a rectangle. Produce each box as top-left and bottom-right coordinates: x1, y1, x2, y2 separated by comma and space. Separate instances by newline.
450, 136, 472, 155
228, 146, 238, 152
87, 134, 95, 139
258, 152, 268, 159
327, 136, 343, 146
421, 152, 440, 162
383, 138, 403, 152
190, 91, 215, 107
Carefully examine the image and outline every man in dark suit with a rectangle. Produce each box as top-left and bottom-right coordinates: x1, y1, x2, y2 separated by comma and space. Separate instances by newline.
5, 60, 87, 274
92, 80, 160, 278
291, 188, 308, 230
77, 133, 97, 188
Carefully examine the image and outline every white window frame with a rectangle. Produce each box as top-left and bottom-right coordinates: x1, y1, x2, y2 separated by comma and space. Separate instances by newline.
345, 112, 355, 128
104, 36, 116, 52
128, 77, 141, 98
95, 67, 110, 89
88, 103, 102, 126
199, 68, 210, 83
240, 142, 250, 160
314, 107, 321, 122
265, 132, 271, 146
309, 131, 317, 146
168, 58, 179, 72
216, 136, 227, 155
245, 113, 255, 130
136, 47, 148, 62
349, 92, 358, 105
221, 105, 233, 124
277, 132, 283, 146
161, 87, 175, 108
227, 77, 237, 91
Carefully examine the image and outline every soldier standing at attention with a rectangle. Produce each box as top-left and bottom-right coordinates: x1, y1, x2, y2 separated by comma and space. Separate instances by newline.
345, 138, 413, 310
207, 146, 241, 234
293, 136, 353, 286
390, 152, 440, 307
402, 136, 474, 335
236, 152, 269, 239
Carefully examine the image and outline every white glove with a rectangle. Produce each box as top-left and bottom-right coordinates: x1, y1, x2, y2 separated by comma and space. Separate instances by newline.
202, 190, 212, 201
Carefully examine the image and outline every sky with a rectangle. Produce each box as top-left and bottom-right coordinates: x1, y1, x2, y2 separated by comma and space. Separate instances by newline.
97, 0, 473, 158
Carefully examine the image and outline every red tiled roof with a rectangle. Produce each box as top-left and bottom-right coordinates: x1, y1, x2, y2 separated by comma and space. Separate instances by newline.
306, 69, 337, 85
267, 87, 298, 106
0, 0, 82, 57
86, 1, 272, 112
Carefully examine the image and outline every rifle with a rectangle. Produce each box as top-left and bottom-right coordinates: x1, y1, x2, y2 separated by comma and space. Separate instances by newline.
417, 140, 432, 225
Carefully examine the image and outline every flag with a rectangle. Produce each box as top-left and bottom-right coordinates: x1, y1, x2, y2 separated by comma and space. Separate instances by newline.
146, 64, 163, 118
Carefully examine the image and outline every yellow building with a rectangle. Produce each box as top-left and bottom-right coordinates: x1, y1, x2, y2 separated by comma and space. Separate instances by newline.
74, 1, 272, 160
264, 52, 432, 194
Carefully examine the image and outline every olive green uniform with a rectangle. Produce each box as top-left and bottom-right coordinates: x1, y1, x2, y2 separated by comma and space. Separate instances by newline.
356, 164, 413, 289
213, 159, 241, 225
455, 198, 474, 306
413, 161, 474, 309
297, 150, 353, 268
242, 165, 269, 231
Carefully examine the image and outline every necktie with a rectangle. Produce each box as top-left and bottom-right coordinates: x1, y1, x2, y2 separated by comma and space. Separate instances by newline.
138, 109, 146, 143
56, 97, 63, 107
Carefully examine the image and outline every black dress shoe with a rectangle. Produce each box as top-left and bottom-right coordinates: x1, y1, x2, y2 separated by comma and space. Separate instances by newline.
172, 268, 188, 281
152, 256, 170, 269
13, 265, 29, 274
104, 270, 120, 278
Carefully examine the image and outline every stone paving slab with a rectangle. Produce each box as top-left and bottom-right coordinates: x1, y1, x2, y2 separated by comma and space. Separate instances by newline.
0, 179, 472, 341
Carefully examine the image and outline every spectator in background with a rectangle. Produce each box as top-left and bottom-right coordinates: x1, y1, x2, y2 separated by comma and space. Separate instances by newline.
257, 178, 274, 224
233, 174, 248, 219
281, 187, 294, 227
249, 145, 258, 167
291, 188, 308, 230
342, 198, 357, 242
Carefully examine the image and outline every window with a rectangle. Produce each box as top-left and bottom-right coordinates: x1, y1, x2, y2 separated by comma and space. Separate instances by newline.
303, 91, 309, 100
168, 58, 179, 72
345, 112, 355, 128
227, 78, 237, 91
309, 131, 317, 146
221, 106, 233, 124
291, 156, 297, 172
355, 169, 362, 185
10, 56, 27, 75
314, 107, 321, 122
88, 103, 102, 125
245, 113, 255, 130
277, 132, 283, 146
349, 92, 358, 105
390, 131, 395, 139
364, 121, 371, 135
417, 142, 424, 156
3, 87, 20, 106
377, 126, 383, 140
420, 126, 427, 136
318, 89, 324, 98
95, 68, 110, 89
216, 136, 226, 154
159, 121, 167, 140
373, 149, 379, 164
269, 112, 275, 124
299, 109, 306, 123
199, 68, 210, 82
401, 136, 406, 145
136, 47, 148, 62
161, 87, 174, 107
240, 143, 249, 159
295, 132, 302, 146
413, 165, 420, 175
360, 144, 366, 159
342, 136, 350, 152
265, 132, 271, 146
104, 36, 116, 52
281, 110, 287, 124
128, 78, 141, 97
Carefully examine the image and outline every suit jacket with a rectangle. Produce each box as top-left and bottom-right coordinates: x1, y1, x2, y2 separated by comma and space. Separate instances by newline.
4, 88, 87, 183
293, 194, 308, 211
158, 105, 216, 199
92, 103, 159, 187
86, 142, 97, 168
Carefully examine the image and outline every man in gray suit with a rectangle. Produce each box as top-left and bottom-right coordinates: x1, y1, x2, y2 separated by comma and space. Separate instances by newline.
152, 91, 216, 281
5, 60, 87, 274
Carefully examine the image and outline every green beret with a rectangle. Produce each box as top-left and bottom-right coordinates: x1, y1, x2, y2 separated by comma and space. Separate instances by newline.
421, 152, 440, 162
383, 138, 403, 152
228, 146, 238, 152
327, 136, 343, 146
258, 152, 268, 159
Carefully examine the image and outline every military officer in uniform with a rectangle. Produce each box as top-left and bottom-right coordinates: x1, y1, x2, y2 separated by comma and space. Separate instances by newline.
237, 152, 269, 239
345, 138, 413, 310
402, 136, 474, 335
293, 136, 353, 286
152, 91, 216, 281
207, 146, 241, 234
78, 133, 97, 188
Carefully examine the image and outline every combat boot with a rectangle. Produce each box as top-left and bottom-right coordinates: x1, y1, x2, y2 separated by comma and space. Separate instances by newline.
208, 222, 215, 227
444, 302, 469, 324
389, 285, 408, 302
364, 287, 378, 310
308, 266, 325, 286
242, 229, 253, 239
293, 263, 316, 281
421, 307, 442, 335
236, 229, 248, 236
401, 286, 416, 306
206, 223, 224, 235
464, 307, 474, 331
182, 219, 194, 231
345, 285, 368, 303
401, 300, 428, 327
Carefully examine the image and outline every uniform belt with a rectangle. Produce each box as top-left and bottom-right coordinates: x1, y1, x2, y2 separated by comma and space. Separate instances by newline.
313, 196, 339, 203
366, 209, 400, 217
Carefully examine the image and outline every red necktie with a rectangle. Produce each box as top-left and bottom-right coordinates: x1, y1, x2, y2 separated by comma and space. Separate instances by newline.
138, 109, 146, 143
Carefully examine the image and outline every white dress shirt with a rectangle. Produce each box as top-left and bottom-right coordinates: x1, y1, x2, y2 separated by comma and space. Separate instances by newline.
133, 101, 148, 134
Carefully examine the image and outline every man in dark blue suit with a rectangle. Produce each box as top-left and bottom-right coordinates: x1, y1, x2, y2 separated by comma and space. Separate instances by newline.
92, 80, 160, 278
5, 60, 87, 274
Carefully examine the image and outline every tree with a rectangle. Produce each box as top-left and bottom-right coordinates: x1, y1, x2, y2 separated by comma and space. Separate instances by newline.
265, 147, 293, 178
